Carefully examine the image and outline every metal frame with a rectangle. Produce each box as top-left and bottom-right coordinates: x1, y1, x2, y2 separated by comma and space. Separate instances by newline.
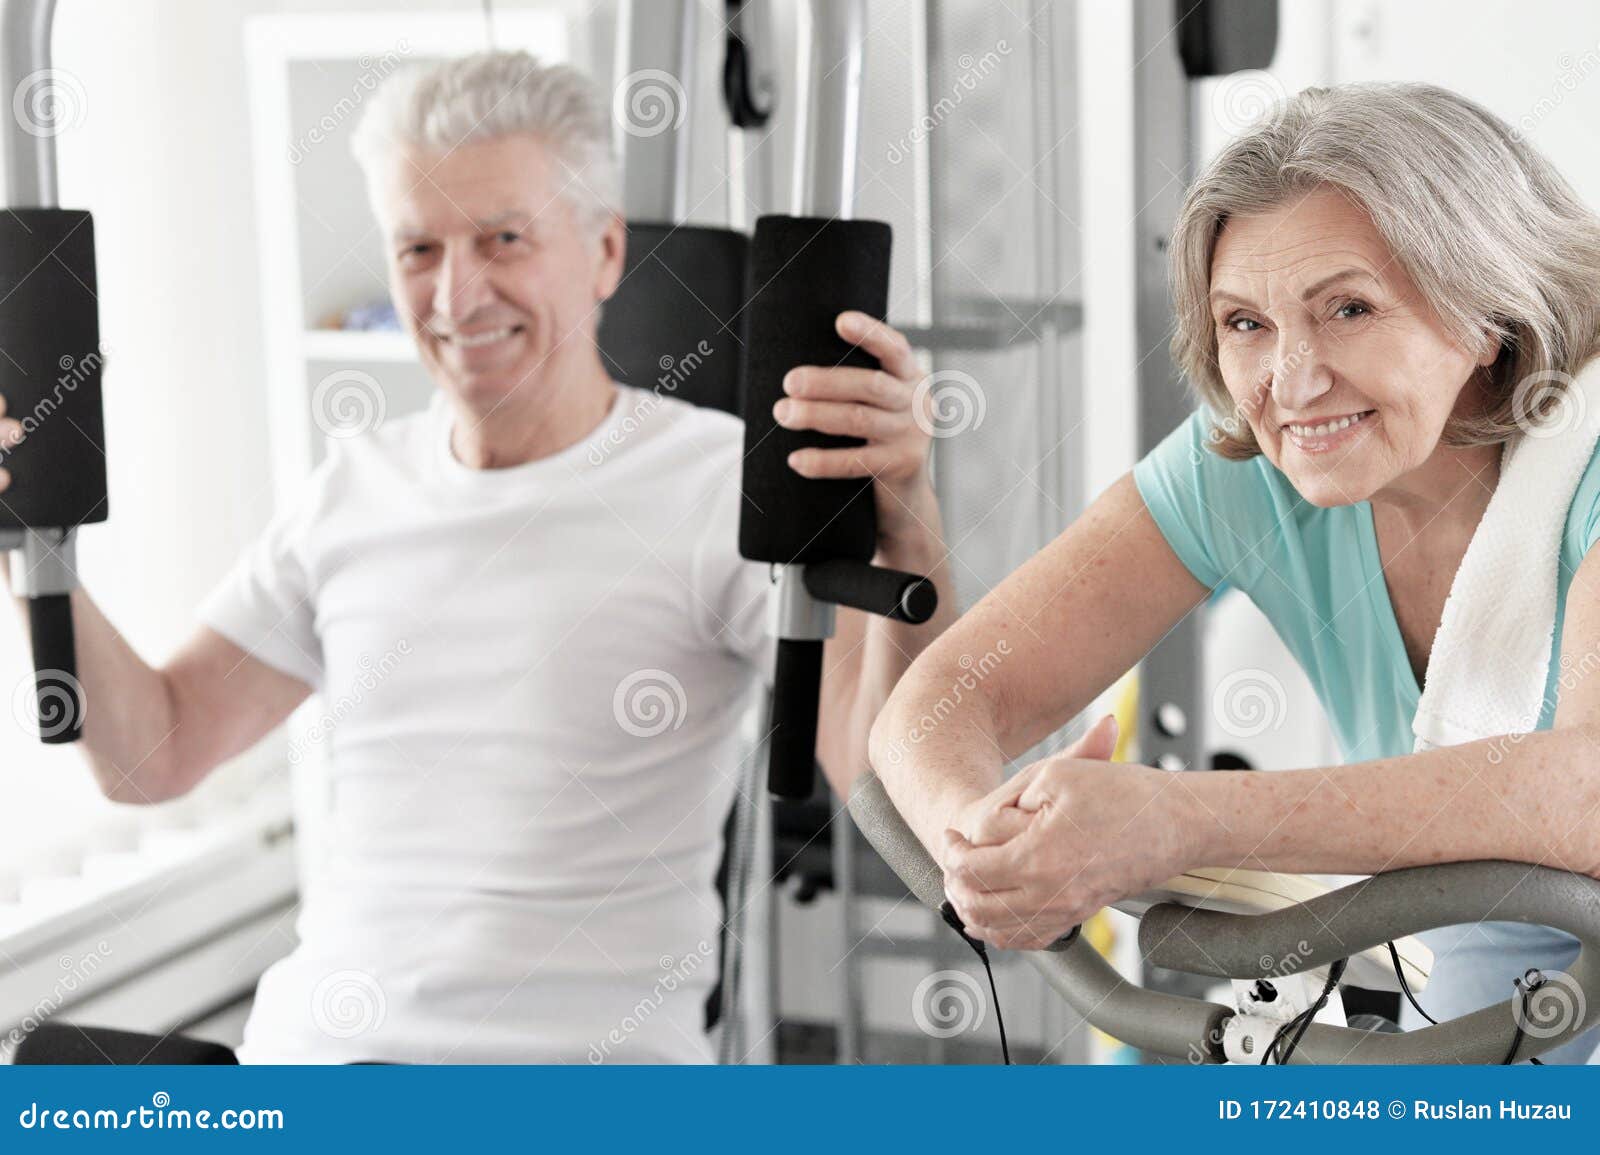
1131, 1, 1203, 776
0, 0, 78, 594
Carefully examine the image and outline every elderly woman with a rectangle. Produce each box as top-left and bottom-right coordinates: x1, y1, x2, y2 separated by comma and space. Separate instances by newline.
869, 82, 1600, 1062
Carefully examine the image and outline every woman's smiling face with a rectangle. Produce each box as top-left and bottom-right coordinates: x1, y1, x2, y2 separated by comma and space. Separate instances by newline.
1209, 186, 1498, 508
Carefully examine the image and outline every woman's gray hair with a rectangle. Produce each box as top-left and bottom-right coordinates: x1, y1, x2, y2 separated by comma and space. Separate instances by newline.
350, 50, 619, 233
1171, 82, 1600, 459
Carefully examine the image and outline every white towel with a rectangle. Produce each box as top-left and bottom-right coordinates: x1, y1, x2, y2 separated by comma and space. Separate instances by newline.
1412, 362, 1600, 752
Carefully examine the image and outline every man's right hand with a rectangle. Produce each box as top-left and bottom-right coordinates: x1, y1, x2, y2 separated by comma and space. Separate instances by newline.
0, 388, 312, 801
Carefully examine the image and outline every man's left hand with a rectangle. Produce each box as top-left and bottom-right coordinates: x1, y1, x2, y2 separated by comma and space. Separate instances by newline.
772, 311, 934, 542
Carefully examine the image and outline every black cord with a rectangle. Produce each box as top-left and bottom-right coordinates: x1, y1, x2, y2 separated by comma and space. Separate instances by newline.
1268, 958, 1347, 1064
1504, 968, 1548, 1066
1387, 941, 1543, 1065
940, 901, 1011, 1064
1387, 940, 1437, 1025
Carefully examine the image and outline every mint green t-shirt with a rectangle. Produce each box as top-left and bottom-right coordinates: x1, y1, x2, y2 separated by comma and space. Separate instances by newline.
1133, 410, 1600, 763
1133, 410, 1600, 1061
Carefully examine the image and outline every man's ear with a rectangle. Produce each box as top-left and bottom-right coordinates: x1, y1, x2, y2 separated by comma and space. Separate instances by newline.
595, 213, 626, 303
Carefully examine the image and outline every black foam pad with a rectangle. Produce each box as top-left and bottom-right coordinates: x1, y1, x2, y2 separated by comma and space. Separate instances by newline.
0, 209, 107, 530
13, 1022, 237, 1064
1178, 0, 1279, 77
596, 222, 748, 417
738, 216, 891, 565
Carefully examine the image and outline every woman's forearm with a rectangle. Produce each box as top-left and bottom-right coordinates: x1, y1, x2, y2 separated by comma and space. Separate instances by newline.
1188, 726, 1600, 878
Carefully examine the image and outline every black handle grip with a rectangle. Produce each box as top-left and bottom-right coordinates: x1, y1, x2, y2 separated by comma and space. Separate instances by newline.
768, 638, 823, 799
802, 559, 937, 623
27, 593, 82, 744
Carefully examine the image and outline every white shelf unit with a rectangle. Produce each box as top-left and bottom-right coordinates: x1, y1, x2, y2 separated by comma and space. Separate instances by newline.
245, 8, 573, 506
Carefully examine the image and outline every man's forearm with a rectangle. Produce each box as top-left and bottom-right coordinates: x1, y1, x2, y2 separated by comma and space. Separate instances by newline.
860, 489, 1008, 853
1188, 726, 1600, 878
7, 573, 182, 803
817, 485, 959, 799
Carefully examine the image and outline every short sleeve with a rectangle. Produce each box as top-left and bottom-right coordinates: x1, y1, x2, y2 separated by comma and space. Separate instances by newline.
1569, 435, 1600, 560
196, 459, 335, 691
1131, 409, 1302, 597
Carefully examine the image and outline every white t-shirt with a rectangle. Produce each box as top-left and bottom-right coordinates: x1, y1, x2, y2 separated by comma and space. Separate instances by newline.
199, 384, 773, 1064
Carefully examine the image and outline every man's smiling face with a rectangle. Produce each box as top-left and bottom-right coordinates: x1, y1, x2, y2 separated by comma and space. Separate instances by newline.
374, 133, 623, 410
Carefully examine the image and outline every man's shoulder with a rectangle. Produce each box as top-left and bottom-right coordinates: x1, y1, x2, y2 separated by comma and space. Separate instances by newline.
623, 384, 741, 445
606, 384, 743, 476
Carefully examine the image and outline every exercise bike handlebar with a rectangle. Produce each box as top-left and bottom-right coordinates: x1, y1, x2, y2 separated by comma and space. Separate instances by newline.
847, 769, 1600, 1063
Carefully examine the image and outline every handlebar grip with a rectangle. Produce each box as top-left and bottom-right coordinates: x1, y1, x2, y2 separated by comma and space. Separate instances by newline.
848, 771, 1230, 1058
802, 559, 937, 624
849, 770, 1600, 1063
1140, 861, 1600, 1062
768, 638, 823, 799
26, 593, 83, 744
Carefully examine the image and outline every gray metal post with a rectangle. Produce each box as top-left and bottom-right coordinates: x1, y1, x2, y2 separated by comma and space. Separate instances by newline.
794, 0, 865, 218
3, 0, 56, 205
789, 0, 868, 1065
613, 0, 696, 222
1131, 1, 1202, 777
0, 0, 77, 598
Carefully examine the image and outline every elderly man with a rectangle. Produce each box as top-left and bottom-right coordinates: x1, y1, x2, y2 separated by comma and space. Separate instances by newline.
0, 51, 954, 1063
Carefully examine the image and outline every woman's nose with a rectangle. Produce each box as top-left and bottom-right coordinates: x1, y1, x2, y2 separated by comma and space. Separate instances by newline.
1267, 334, 1334, 411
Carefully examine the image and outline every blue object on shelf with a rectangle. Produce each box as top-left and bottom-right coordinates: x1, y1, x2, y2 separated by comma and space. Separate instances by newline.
342, 301, 400, 331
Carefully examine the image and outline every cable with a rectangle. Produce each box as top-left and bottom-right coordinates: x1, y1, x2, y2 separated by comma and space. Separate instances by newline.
940, 901, 1011, 1064
1504, 968, 1548, 1066
1388, 942, 1543, 1065
1387, 940, 1437, 1025
1268, 958, 1347, 1064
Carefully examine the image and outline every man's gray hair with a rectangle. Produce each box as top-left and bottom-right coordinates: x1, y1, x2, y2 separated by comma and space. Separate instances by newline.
350, 50, 620, 233
1170, 82, 1600, 459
